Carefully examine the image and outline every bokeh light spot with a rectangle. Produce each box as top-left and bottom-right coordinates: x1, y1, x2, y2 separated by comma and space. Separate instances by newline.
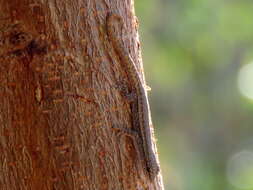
238, 63, 253, 99
227, 151, 253, 189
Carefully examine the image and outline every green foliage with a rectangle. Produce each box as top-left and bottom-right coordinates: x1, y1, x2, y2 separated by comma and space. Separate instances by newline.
136, 0, 253, 189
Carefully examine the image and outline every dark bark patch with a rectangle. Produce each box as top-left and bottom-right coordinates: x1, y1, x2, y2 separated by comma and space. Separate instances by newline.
9, 31, 30, 46
26, 39, 47, 56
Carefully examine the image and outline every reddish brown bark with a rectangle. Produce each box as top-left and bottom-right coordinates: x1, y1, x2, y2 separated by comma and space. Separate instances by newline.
0, 0, 164, 189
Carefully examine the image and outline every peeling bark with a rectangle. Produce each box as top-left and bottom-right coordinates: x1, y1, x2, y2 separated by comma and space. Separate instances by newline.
0, 0, 164, 189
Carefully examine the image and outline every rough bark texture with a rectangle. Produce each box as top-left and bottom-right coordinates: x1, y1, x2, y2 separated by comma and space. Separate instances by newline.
0, 0, 164, 189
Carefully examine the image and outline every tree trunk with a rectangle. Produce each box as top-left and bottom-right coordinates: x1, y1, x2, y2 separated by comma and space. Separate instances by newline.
0, 0, 164, 189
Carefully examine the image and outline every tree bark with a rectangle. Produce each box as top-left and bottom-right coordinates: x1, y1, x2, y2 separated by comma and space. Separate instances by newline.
0, 0, 164, 189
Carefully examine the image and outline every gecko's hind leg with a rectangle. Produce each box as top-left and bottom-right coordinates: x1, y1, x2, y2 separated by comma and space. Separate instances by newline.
111, 125, 148, 176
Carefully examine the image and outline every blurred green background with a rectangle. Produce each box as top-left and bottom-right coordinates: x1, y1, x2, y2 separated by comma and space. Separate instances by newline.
135, 0, 253, 189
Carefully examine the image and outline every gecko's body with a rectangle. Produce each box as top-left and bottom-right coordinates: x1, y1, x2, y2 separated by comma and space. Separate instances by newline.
106, 14, 160, 179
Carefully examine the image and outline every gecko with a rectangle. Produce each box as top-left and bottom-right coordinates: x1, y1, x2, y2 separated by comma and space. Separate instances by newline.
106, 13, 160, 179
